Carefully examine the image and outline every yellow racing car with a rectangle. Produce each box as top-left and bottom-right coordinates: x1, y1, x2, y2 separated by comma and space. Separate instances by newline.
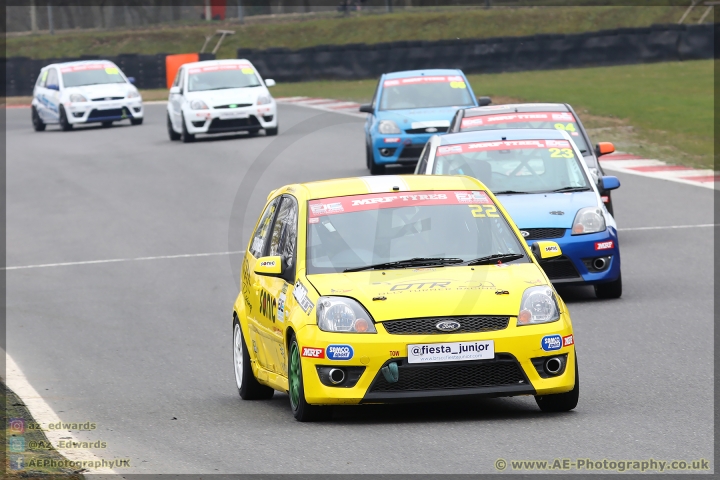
232, 175, 578, 421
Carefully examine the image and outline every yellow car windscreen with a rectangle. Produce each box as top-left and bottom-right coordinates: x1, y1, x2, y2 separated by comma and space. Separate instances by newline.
306, 190, 526, 274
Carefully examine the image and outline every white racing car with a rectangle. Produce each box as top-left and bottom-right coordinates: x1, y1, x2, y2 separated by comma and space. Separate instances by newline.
31, 60, 143, 131
166, 59, 278, 143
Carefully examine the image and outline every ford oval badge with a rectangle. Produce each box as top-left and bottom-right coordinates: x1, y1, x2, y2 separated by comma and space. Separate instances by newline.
436, 320, 461, 332
520, 230, 530, 237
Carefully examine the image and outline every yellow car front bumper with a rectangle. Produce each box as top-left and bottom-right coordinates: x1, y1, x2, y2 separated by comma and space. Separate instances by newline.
297, 317, 576, 405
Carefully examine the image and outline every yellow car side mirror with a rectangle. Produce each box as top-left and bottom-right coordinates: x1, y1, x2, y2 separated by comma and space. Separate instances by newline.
531, 241, 562, 260
254, 256, 283, 276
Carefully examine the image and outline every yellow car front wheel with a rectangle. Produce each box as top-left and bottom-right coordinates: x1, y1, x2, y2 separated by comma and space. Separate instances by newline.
288, 334, 332, 422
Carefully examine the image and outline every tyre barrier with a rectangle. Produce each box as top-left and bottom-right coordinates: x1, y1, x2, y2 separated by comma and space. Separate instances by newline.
240, 23, 715, 83
2, 23, 714, 96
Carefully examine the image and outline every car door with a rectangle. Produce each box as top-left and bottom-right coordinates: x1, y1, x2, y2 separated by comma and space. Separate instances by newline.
244, 196, 280, 371
33, 69, 49, 121
169, 67, 185, 130
255, 195, 299, 376
42, 68, 61, 123
365, 78, 381, 143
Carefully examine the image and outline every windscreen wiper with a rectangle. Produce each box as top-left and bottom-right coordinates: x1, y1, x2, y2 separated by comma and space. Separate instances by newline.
344, 257, 464, 273
205, 85, 259, 90
493, 190, 531, 195
547, 186, 591, 193
464, 253, 524, 266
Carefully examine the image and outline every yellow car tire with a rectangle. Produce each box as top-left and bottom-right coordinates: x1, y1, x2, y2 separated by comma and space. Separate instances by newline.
288, 333, 332, 422
535, 354, 579, 412
233, 319, 274, 400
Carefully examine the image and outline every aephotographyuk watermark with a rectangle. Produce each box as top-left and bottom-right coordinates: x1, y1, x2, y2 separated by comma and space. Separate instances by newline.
494, 457, 711, 473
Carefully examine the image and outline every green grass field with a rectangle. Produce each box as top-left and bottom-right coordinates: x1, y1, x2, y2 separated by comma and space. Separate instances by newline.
3, 383, 84, 478
272, 60, 715, 169
7, 5, 696, 60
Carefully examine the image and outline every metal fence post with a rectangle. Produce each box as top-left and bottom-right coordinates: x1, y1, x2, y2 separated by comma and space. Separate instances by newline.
30, 0, 38, 33
47, 3, 54, 34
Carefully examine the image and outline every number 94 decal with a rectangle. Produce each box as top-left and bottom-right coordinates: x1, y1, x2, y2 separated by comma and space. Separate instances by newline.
469, 204, 499, 218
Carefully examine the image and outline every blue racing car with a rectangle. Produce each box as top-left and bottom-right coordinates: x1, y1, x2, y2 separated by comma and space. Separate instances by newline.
359, 69, 488, 174
415, 128, 623, 298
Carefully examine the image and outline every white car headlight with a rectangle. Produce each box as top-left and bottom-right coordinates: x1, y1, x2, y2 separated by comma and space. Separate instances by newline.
572, 207, 606, 235
190, 99, 209, 110
69, 94, 87, 102
317, 296, 376, 333
378, 120, 401, 134
517, 286, 560, 326
256, 95, 272, 105
127, 91, 141, 99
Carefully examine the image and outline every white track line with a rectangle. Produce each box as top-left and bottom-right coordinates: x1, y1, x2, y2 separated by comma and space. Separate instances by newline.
276, 97, 366, 118
619, 223, 718, 232
600, 152, 718, 190
3, 250, 243, 271
5, 351, 120, 475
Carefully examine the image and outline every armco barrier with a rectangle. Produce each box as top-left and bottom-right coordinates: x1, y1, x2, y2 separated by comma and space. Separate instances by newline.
3, 53, 215, 97
238, 23, 715, 83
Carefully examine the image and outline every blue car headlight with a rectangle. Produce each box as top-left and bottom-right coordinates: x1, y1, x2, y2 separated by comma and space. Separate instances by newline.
378, 120, 401, 134
572, 207, 606, 235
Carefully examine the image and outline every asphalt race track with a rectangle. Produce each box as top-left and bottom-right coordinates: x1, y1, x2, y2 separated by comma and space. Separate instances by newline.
6, 104, 715, 474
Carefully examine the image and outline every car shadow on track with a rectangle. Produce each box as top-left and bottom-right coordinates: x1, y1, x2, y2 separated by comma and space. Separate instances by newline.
252, 392, 560, 424
377, 165, 417, 175
556, 285, 617, 304
189, 132, 272, 143
42, 123, 135, 132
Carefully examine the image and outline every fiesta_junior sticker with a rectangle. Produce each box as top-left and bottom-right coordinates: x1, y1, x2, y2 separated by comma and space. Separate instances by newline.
541, 335, 562, 351
326, 344, 354, 360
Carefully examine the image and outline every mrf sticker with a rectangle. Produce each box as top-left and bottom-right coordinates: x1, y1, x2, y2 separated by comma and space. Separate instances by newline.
563, 335, 574, 347
541, 335, 562, 351
326, 344, 354, 361
301, 347, 324, 358
595, 240, 614, 250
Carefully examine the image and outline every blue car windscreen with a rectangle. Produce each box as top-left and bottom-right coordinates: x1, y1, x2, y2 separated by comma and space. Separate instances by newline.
380, 75, 474, 110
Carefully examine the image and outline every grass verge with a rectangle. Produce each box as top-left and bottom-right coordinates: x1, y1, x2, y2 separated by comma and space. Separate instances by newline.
3, 382, 83, 478
7, 6, 697, 60
272, 60, 715, 170
5, 61, 712, 169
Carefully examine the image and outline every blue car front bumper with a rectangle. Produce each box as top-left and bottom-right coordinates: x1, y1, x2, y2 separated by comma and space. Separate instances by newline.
527, 228, 621, 285
371, 132, 431, 165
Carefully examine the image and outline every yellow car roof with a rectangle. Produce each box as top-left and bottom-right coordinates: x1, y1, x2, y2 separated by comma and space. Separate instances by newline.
280, 175, 487, 201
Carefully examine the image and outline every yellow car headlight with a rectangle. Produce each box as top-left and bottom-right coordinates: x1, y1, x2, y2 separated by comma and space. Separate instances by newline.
517, 286, 560, 325
317, 296, 376, 333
